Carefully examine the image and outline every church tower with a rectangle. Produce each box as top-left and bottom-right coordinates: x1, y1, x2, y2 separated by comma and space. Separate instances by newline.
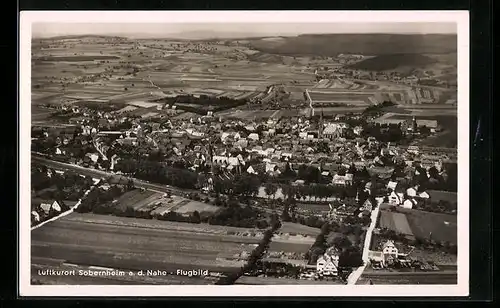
319, 109, 324, 138
411, 116, 418, 133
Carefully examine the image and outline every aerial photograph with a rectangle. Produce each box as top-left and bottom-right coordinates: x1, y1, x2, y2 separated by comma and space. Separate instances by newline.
29, 20, 459, 287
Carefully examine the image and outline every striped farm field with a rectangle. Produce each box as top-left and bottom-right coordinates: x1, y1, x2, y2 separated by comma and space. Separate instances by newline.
31, 213, 265, 284
379, 211, 414, 236
378, 209, 457, 245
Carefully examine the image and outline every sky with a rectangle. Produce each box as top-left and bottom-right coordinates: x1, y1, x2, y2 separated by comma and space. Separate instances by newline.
32, 22, 457, 39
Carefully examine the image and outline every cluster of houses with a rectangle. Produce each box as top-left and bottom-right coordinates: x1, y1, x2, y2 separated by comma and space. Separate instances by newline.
316, 247, 340, 277
31, 199, 63, 225
33, 101, 456, 198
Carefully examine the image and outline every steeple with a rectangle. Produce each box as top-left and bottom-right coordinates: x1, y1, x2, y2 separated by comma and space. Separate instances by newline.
319, 108, 324, 138
412, 116, 417, 132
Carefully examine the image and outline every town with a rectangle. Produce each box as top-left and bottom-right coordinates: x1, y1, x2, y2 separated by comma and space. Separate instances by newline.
30, 31, 458, 286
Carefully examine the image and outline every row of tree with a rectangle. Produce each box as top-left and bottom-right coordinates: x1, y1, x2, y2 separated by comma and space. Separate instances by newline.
115, 159, 199, 190
216, 213, 281, 285
306, 222, 364, 271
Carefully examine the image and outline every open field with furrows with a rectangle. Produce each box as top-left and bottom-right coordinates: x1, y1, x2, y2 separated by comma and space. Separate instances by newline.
263, 222, 318, 265
356, 271, 457, 285
313, 79, 380, 91
31, 213, 264, 284
31, 37, 318, 109
31, 105, 57, 121
278, 222, 322, 237
379, 211, 414, 236
378, 209, 457, 245
308, 91, 373, 105
235, 276, 344, 285
215, 109, 276, 120
112, 189, 220, 216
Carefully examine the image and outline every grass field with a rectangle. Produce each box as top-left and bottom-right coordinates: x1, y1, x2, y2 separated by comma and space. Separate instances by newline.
267, 241, 312, 254
31, 213, 264, 284
379, 211, 414, 236
112, 189, 220, 216
278, 222, 321, 237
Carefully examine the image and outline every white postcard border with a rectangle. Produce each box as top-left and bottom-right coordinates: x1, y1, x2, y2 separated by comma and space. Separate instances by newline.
19, 10, 470, 297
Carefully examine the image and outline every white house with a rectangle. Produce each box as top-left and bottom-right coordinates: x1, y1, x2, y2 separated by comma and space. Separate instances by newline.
418, 191, 430, 199
31, 211, 40, 222
407, 146, 419, 155
39, 201, 61, 215
362, 199, 373, 212
248, 133, 259, 141
388, 191, 404, 205
402, 198, 417, 209
220, 132, 231, 141
316, 247, 339, 276
364, 182, 372, 194
406, 186, 418, 197
246, 166, 257, 175
332, 173, 354, 186
387, 181, 398, 191
213, 156, 229, 165
382, 240, 399, 266
353, 126, 363, 136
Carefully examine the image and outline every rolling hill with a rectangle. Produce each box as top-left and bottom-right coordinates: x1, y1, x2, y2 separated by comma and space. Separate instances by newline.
244, 34, 457, 56
348, 54, 438, 71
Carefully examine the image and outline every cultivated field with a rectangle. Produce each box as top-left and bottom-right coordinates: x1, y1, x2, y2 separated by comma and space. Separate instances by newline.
31, 213, 264, 285
235, 276, 344, 285
278, 222, 322, 237
112, 189, 220, 217
378, 209, 457, 245
307, 85, 455, 107
357, 270, 457, 285
31, 37, 317, 114
262, 222, 319, 265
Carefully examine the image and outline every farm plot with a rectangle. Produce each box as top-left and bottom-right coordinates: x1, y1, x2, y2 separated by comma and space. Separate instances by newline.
378, 211, 414, 236
378, 209, 457, 245
34, 55, 121, 62
236, 276, 344, 285
279, 222, 321, 237
31, 105, 56, 121
112, 190, 160, 212
357, 271, 457, 285
31, 213, 264, 285
308, 92, 374, 105
217, 109, 276, 120
267, 241, 312, 254
312, 106, 367, 115
404, 209, 457, 245
173, 200, 220, 216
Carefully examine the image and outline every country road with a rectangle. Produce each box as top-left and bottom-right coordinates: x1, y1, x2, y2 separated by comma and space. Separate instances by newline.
32, 154, 281, 216
346, 200, 381, 285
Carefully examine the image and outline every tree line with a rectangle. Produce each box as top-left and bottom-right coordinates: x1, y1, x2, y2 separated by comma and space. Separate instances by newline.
215, 213, 282, 285
115, 159, 199, 190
